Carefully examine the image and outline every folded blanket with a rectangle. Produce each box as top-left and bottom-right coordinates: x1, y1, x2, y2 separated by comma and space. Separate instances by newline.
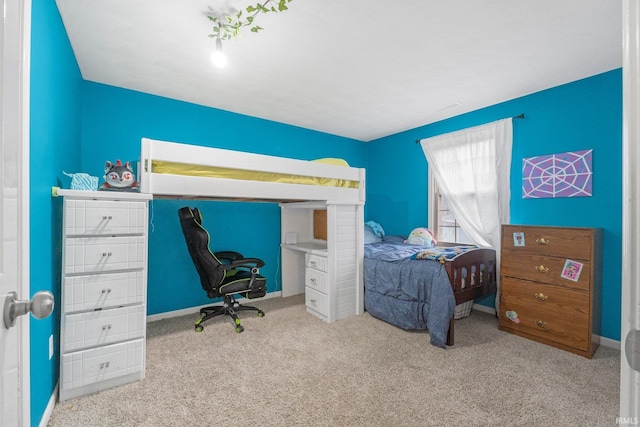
412, 245, 477, 263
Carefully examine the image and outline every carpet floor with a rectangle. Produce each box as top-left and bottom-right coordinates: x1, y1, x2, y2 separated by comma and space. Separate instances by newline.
48, 295, 620, 426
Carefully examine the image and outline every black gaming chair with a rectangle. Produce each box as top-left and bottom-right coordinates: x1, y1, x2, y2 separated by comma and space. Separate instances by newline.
178, 206, 267, 333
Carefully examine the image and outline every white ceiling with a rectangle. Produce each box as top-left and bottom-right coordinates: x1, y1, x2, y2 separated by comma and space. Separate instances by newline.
55, 0, 622, 142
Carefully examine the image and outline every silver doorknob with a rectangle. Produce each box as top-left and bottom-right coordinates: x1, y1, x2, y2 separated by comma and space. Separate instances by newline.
3, 291, 54, 329
625, 329, 640, 372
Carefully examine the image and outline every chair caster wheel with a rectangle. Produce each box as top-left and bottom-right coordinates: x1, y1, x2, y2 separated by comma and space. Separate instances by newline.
195, 325, 203, 332
257, 310, 264, 318
235, 325, 244, 333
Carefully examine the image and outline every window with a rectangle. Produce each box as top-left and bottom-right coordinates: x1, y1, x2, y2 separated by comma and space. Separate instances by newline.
429, 177, 474, 245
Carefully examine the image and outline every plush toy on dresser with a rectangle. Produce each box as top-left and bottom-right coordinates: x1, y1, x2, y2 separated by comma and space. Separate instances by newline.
100, 160, 139, 191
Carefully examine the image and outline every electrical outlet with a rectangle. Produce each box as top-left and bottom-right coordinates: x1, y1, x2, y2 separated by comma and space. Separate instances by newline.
49, 335, 54, 360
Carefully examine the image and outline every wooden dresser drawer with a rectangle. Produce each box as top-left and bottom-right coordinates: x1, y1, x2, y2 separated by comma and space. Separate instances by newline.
500, 278, 590, 351
502, 224, 593, 260
501, 254, 591, 291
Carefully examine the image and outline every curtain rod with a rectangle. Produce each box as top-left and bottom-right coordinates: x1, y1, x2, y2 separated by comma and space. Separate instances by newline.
414, 113, 525, 144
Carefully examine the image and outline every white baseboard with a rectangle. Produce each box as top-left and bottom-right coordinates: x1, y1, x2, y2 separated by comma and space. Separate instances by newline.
471, 304, 621, 350
147, 291, 282, 323
38, 381, 58, 427
598, 335, 621, 350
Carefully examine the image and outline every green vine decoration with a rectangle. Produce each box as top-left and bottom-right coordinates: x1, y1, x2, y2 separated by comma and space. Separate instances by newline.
208, 0, 294, 41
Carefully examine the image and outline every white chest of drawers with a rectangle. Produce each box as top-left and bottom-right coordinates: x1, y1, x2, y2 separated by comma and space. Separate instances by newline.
305, 253, 329, 319
280, 201, 364, 324
57, 190, 151, 401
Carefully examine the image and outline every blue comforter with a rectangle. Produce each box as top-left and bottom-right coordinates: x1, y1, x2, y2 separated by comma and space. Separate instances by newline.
364, 236, 456, 348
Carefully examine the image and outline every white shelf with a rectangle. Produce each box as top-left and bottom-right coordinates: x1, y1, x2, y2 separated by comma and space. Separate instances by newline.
53, 187, 152, 201
282, 240, 328, 256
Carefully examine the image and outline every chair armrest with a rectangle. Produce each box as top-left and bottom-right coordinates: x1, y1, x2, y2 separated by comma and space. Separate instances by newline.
214, 251, 244, 261
216, 257, 265, 271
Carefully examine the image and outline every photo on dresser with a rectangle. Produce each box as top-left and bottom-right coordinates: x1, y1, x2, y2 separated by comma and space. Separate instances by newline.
512, 231, 525, 246
561, 259, 584, 282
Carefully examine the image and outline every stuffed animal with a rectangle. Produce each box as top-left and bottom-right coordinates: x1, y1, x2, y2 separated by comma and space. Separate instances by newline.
405, 227, 437, 246
365, 221, 385, 237
100, 160, 139, 191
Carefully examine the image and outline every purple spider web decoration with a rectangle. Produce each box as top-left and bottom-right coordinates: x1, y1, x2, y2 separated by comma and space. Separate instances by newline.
522, 149, 592, 198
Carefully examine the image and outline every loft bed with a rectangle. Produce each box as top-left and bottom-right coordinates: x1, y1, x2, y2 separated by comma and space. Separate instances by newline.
140, 138, 366, 203
139, 137, 366, 321
364, 236, 497, 348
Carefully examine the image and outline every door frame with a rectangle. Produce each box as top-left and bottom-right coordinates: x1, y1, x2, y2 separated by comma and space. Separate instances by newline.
3, 0, 33, 424
621, 0, 640, 418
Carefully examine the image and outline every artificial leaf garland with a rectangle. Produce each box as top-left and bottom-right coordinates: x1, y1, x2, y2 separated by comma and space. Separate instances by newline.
208, 0, 294, 41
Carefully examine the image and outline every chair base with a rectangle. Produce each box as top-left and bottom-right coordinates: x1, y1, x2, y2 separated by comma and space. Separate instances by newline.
194, 294, 264, 333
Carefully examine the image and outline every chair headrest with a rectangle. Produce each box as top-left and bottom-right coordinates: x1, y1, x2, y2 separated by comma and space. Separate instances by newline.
178, 206, 204, 226
192, 208, 203, 225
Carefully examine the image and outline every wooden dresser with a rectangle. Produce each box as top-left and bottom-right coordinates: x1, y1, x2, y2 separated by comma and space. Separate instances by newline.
499, 224, 602, 358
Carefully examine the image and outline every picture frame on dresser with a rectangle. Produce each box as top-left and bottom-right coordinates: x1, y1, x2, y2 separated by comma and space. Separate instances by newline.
54, 188, 152, 401
499, 224, 602, 358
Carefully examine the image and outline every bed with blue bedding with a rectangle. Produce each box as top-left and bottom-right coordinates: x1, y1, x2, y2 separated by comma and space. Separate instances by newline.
364, 235, 497, 348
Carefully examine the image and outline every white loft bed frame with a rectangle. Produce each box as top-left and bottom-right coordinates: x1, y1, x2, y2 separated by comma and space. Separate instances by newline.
140, 138, 366, 203
139, 137, 366, 321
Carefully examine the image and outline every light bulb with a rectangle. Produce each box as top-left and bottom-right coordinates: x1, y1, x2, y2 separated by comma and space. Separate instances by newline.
211, 38, 228, 68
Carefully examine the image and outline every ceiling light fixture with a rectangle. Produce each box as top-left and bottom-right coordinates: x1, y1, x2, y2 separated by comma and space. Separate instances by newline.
211, 37, 228, 68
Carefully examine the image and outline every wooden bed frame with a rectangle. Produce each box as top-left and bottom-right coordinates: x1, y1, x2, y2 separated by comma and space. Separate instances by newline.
443, 247, 497, 345
140, 138, 366, 203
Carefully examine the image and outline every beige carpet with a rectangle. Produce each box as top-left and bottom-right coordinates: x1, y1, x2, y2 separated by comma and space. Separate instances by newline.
48, 295, 620, 426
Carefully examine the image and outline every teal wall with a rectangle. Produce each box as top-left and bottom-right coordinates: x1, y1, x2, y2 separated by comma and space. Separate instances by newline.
29, 0, 82, 425
29, 1, 623, 425
366, 69, 622, 341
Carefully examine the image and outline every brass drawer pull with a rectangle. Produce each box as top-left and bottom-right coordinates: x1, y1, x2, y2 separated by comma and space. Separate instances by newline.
536, 320, 547, 328
535, 265, 549, 273
536, 237, 550, 245
534, 292, 548, 301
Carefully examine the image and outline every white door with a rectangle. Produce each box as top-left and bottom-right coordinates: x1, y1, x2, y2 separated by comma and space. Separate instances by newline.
621, 0, 640, 419
1, 0, 31, 425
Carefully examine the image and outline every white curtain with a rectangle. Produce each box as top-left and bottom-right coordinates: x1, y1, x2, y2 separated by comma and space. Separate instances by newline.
420, 118, 512, 249
420, 118, 513, 310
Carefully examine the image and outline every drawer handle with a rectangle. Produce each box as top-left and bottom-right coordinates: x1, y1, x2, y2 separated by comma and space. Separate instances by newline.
102, 215, 113, 220
101, 288, 112, 294
102, 324, 112, 330
534, 292, 548, 301
535, 265, 549, 273
101, 252, 113, 257
536, 237, 550, 245
310, 298, 317, 305
535, 320, 547, 328
99, 361, 110, 369
310, 261, 317, 266
310, 278, 316, 283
